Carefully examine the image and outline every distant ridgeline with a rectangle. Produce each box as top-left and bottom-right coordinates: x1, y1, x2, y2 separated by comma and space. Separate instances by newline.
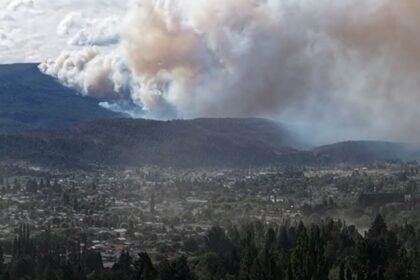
0, 117, 419, 168
0, 63, 120, 133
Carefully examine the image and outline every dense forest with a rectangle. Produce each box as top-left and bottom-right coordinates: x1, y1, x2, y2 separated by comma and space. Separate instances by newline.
1, 215, 419, 280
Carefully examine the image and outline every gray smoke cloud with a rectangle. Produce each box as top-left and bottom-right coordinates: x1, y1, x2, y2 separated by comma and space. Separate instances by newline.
39, 0, 420, 143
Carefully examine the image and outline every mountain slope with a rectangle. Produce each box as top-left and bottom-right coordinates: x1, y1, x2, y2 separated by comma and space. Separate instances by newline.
0, 118, 312, 168
313, 141, 420, 163
0, 63, 121, 133
0, 118, 418, 168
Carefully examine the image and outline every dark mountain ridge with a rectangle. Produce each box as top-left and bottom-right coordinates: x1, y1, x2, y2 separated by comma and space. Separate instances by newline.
1, 118, 419, 168
0, 63, 120, 133
0, 118, 313, 168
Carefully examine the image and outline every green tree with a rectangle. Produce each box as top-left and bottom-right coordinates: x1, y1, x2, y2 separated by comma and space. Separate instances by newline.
368, 215, 388, 240
0, 246, 3, 275
134, 253, 157, 280
173, 256, 194, 280
43, 264, 58, 280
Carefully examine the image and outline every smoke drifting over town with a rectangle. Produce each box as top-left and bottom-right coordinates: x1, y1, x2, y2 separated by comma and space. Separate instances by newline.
39, 0, 420, 143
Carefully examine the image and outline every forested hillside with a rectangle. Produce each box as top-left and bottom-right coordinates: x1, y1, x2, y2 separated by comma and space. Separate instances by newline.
0, 64, 120, 133
0, 118, 310, 168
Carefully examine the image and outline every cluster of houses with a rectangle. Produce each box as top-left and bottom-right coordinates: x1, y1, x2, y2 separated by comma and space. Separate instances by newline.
0, 163, 418, 262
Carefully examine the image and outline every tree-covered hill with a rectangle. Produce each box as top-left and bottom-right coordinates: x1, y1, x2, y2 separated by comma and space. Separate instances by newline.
0, 63, 120, 133
0, 117, 419, 168
0, 118, 311, 168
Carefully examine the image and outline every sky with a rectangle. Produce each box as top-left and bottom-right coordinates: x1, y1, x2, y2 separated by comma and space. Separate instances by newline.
0, 0, 127, 63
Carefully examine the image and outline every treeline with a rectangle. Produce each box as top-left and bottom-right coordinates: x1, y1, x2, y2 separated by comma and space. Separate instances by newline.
1, 215, 420, 279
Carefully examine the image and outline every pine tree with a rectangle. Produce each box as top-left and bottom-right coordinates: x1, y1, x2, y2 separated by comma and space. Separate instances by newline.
261, 248, 279, 280
339, 263, 345, 280
368, 214, 388, 240
61, 263, 76, 280
291, 226, 309, 280
287, 264, 293, 280
265, 228, 276, 251
43, 264, 58, 280
345, 268, 353, 280
115, 250, 132, 273
173, 255, 193, 280
134, 252, 157, 280
158, 258, 174, 280
0, 246, 3, 274
277, 225, 290, 253
1, 272, 10, 280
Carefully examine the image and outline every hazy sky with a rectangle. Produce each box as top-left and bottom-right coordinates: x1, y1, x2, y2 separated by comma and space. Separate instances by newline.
0, 0, 127, 63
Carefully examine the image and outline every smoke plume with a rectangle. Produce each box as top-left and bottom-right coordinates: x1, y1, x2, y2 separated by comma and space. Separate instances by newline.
39, 0, 420, 143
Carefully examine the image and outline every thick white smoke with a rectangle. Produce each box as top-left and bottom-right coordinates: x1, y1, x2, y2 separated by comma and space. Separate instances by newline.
39, 48, 131, 100
39, 0, 420, 143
